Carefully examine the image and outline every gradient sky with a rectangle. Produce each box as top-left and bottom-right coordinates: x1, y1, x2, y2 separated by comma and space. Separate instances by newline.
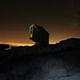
0, 0, 80, 44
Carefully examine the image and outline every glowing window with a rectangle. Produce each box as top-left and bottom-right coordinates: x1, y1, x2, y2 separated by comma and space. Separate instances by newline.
30, 33, 32, 38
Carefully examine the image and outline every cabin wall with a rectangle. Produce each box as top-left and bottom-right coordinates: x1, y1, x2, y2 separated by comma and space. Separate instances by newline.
29, 24, 49, 46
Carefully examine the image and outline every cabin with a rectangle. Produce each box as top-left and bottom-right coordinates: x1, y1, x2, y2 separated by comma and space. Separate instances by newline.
29, 24, 49, 46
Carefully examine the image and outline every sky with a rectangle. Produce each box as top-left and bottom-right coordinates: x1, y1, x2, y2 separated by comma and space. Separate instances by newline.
0, 0, 80, 45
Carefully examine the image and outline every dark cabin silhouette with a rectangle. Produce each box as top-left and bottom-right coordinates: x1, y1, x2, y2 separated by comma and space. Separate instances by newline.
29, 24, 49, 46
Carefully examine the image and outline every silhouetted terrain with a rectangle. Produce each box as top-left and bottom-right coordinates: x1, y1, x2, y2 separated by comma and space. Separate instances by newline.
0, 38, 80, 80
0, 44, 9, 51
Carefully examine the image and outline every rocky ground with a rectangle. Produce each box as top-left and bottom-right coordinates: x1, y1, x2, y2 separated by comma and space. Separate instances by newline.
0, 38, 80, 80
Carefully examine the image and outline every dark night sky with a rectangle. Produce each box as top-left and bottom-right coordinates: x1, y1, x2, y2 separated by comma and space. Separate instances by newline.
0, 0, 80, 45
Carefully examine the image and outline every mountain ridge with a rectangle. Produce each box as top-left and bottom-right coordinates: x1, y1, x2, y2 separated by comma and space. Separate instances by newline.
0, 38, 80, 80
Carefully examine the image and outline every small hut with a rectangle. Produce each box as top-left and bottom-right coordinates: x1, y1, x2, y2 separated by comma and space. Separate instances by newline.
29, 24, 49, 46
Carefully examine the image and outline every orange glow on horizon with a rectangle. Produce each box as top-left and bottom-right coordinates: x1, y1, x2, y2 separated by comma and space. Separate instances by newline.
0, 42, 33, 47
0, 42, 56, 47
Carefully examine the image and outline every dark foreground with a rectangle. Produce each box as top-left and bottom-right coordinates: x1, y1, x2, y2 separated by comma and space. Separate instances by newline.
0, 38, 80, 80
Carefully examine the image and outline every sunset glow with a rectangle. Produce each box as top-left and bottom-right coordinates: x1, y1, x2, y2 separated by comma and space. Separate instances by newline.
0, 0, 80, 45
0, 42, 33, 47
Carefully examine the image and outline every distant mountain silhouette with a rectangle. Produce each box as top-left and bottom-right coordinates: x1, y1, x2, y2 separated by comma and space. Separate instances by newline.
58, 38, 80, 47
0, 38, 80, 80
52, 38, 80, 52
0, 44, 9, 51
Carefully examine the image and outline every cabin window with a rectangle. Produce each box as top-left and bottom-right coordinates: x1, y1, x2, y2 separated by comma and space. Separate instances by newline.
30, 33, 32, 38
